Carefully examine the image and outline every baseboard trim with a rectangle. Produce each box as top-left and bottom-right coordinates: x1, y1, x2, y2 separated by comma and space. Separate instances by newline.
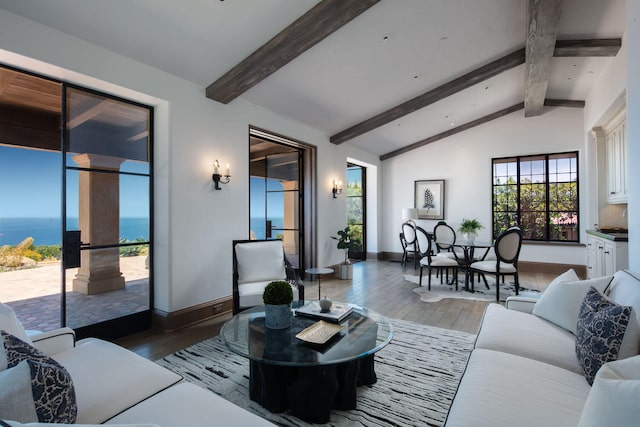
152, 296, 233, 332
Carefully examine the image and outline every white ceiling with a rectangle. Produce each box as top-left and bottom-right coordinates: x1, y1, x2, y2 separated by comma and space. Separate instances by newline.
0, 0, 627, 158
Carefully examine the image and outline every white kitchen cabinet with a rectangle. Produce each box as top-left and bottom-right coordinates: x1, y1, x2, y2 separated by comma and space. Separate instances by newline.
605, 113, 627, 204
586, 232, 628, 279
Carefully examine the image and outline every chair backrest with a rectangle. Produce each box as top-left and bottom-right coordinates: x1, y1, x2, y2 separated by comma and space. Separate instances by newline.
234, 240, 286, 284
415, 226, 432, 258
402, 221, 417, 245
495, 226, 523, 264
399, 232, 407, 250
433, 221, 456, 251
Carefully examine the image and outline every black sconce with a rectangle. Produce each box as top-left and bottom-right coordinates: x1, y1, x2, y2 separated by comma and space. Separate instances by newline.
212, 159, 231, 190
332, 179, 343, 198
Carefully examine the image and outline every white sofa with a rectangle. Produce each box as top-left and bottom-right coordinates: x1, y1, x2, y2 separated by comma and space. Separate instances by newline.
444, 269, 640, 427
0, 303, 273, 427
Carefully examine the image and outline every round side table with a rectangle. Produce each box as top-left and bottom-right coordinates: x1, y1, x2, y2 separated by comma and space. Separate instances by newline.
305, 267, 334, 299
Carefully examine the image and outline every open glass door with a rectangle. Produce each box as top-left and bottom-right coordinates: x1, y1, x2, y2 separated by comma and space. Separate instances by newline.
63, 86, 152, 340
249, 136, 303, 269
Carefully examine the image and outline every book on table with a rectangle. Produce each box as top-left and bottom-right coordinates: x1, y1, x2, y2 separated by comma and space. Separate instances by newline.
295, 301, 354, 323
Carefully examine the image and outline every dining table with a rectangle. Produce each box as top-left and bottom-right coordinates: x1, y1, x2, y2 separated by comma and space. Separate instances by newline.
452, 239, 493, 292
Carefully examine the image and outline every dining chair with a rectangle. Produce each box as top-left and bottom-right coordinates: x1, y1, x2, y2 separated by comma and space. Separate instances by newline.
468, 226, 523, 301
433, 221, 463, 259
401, 221, 418, 269
417, 226, 459, 291
232, 239, 304, 314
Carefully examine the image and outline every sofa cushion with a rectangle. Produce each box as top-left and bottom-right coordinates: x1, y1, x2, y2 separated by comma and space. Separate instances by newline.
0, 303, 31, 345
475, 303, 583, 373
576, 287, 632, 385
607, 270, 640, 358
107, 382, 275, 426
444, 349, 591, 427
0, 332, 77, 424
52, 338, 182, 424
235, 241, 286, 284
532, 275, 613, 334
577, 355, 640, 427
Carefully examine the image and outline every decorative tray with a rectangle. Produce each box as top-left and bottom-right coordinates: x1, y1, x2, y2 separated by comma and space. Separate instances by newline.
295, 320, 344, 345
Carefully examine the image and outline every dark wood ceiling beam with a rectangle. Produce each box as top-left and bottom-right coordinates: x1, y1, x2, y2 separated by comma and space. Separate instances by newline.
331, 48, 526, 145
331, 38, 616, 146
554, 39, 621, 57
379, 98, 584, 161
525, 0, 562, 117
380, 103, 525, 161
206, 0, 380, 104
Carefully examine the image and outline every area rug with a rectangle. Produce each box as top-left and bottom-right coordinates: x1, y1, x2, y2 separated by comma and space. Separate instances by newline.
157, 319, 476, 426
404, 273, 540, 303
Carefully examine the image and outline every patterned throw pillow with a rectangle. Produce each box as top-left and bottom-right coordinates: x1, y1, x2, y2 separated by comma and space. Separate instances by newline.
0, 331, 77, 423
575, 287, 632, 385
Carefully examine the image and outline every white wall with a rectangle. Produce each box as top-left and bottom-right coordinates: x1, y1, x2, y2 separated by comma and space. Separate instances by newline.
382, 107, 586, 265
0, 10, 381, 313
626, 0, 640, 272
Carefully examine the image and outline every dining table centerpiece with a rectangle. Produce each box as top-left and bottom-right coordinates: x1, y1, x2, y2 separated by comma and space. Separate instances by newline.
263, 280, 294, 329
458, 218, 483, 243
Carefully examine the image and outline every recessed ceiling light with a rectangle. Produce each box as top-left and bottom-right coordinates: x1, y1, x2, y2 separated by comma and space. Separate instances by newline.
382, 34, 390, 41
588, 70, 594, 74
440, 36, 448, 41
445, 115, 449, 119
568, 77, 572, 80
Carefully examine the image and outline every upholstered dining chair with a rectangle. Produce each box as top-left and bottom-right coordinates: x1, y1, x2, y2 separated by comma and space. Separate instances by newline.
401, 220, 418, 268
433, 221, 463, 259
417, 226, 459, 290
232, 239, 304, 314
468, 226, 523, 301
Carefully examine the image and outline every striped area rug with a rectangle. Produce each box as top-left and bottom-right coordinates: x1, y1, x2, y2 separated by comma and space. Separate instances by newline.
157, 319, 475, 426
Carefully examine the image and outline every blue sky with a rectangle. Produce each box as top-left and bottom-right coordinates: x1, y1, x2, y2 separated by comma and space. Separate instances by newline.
0, 146, 149, 218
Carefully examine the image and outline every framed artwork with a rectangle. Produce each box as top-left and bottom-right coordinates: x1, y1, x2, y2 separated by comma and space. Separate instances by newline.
414, 180, 445, 220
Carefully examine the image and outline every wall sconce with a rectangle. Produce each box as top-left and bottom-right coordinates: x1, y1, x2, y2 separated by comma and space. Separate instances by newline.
212, 159, 231, 190
332, 180, 343, 198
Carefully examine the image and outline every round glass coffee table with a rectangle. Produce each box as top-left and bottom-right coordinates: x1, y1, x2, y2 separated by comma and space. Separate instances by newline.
220, 301, 393, 423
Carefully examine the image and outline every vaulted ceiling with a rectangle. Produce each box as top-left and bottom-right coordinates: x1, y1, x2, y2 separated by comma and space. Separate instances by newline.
0, 0, 626, 160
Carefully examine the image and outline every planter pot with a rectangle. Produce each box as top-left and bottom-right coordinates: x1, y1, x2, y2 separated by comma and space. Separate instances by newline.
339, 264, 353, 280
264, 304, 291, 329
463, 232, 477, 244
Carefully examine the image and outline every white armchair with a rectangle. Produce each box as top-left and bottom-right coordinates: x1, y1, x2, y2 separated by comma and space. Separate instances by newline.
232, 239, 304, 314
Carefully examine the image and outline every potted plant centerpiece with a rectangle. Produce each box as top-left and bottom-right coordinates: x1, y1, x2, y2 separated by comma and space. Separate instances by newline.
331, 226, 361, 280
458, 218, 483, 243
262, 280, 293, 329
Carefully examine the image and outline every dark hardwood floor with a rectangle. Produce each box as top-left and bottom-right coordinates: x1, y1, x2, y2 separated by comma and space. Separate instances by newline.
116, 259, 555, 360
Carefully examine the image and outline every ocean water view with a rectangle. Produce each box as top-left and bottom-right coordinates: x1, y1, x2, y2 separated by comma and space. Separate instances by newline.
0, 217, 149, 246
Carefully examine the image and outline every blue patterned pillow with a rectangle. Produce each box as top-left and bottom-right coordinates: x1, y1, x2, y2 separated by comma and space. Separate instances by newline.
1, 331, 77, 423
575, 287, 632, 385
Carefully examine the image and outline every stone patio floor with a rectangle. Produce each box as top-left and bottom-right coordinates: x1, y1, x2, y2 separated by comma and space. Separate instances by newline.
0, 256, 149, 332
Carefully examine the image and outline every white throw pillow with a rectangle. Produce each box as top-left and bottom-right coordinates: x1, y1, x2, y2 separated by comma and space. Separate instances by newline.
235, 241, 286, 284
577, 355, 640, 427
0, 303, 31, 344
533, 275, 613, 334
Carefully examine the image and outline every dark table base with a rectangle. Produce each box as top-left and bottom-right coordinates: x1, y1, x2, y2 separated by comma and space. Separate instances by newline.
249, 355, 377, 423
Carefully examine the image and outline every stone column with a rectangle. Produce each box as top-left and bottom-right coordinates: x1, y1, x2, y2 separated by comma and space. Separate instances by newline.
72, 154, 125, 295
281, 180, 299, 257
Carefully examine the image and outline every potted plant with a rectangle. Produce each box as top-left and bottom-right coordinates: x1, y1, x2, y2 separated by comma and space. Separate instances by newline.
331, 226, 361, 280
262, 280, 293, 329
458, 218, 483, 243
